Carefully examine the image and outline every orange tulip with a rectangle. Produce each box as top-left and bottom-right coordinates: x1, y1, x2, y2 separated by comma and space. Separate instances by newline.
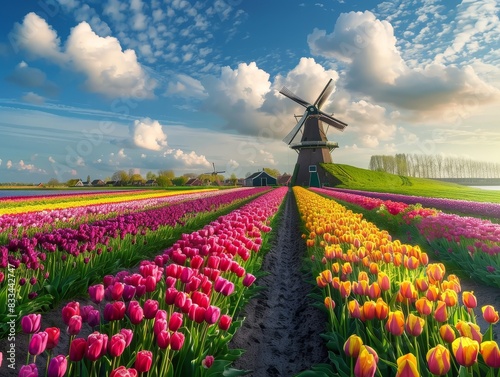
396, 353, 419, 377
344, 334, 363, 358
331, 262, 340, 274
415, 297, 433, 316
377, 272, 391, 291
339, 281, 352, 298
342, 262, 353, 275
404, 256, 420, 270
316, 275, 328, 288
354, 346, 378, 377
419, 252, 429, 266
455, 321, 482, 343
426, 344, 451, 375
434, 301, 448, 323
320, 269, 333, 284
405, 313, 425, 337
425, 285, 440, 301
441, 289, 458, 307
348, 299, 361, 319
369, 262, 378, 274
399, 280, 417, 300
480, 341, 500, 368
426, 263, 446, 284
482, 305, 500, 324
363, 301, 377, 321
393, 253, 403, 267
375, 298, 389, 320
386, 310, 405, 336
358, 271, 369, 281
414, 277, 429, 292
324, 296, 335, 310
462, 291, 477, 309
452, 336, 479, 367
439, 324, 456, 343
368, 282, 381, 300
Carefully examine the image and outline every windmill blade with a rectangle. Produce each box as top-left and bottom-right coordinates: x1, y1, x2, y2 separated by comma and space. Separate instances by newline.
317, 110, 348, 131
279, 86, 311, 108
314, 79, 335, 109
283, 111, 308, 144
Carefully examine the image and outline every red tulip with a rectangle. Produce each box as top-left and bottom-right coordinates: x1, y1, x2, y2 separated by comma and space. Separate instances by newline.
426, 344, 451, 375
218, 314, 232, 331
86, 332, 108, 361
69, 338, 87, 361
135, 350, 153, 373
156, 330, 170, 349
433, 301, 448, 323
29, 331, 48, 356
21, 314, 41, 334
202, 355, 214, 369
62, 302, 80, 325
120, 328, 133, 347
127, 301, 144, 325
169, 311, 183, 331
205, 305, 221, 325
109, 334, 126, 358
47, 355, 67, 377
67, 315, 82, 336
374, 298, 389, 320
170, 331, 185, 351
110, 366, 138, 377
88, 284, 105, 304
45, 327, 60, 350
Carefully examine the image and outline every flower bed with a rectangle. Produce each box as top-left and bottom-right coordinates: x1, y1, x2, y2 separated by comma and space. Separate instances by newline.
294, 186, 500, 377
14, 187, 287, 376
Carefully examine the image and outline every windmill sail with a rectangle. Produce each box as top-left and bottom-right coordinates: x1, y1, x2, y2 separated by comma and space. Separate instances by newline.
279, 87, 311, 108
317, 111, 348, 131
283, 111, 308, 145
314, 79, 334, 109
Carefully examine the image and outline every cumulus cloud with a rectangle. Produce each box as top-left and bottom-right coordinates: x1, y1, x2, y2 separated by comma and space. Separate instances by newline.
10, 12, 155, 98
307, 10, 500, 116
164, 149, 210, 167
132, 118, 168, 151
4, 159, 47, 173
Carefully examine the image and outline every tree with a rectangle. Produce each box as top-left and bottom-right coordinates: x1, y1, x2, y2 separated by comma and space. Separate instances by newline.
263, 168, 280, 178
66, 179, 80, 187
146, 171, 157, 180
112, 170, 129, 185
230, 173, 238, 186
156, 175, 173, 187
172, 176, 188, 186
130, 173, 144, 183
158, 170, 175, 180
47, 178, 60, 187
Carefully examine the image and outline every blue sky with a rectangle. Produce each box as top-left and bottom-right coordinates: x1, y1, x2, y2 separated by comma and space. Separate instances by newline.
0, 0, 499, 183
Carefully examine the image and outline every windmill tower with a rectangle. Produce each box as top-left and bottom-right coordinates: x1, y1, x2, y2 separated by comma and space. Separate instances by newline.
280, 79, 348, 187
204, 163, 225, 185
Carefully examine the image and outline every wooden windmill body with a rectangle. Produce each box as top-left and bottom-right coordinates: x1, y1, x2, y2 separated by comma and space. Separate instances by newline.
280, 79, 348, 187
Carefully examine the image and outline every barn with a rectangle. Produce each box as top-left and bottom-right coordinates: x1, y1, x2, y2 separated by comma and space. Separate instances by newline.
244, 171, 277, 187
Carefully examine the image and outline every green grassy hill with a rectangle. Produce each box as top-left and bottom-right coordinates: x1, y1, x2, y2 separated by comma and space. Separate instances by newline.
322, 163, 500, 203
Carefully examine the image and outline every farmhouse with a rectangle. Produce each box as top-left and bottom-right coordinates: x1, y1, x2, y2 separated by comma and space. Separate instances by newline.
244, 171, 277, 187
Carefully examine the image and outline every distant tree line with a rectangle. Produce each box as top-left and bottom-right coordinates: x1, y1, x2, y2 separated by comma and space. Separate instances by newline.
368, 154, 500, 178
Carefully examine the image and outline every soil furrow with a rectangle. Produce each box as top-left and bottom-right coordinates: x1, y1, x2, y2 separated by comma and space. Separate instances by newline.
230, 190, 328, 376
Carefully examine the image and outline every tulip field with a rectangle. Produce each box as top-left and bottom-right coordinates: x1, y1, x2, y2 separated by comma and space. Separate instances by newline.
2, 184, 500, 376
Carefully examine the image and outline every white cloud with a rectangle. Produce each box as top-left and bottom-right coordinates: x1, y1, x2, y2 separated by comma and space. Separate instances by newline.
6, 160, 12, 169
165, 149, 210, 167
131, 118, 168, 151
307, 10, 500, 116
48, 156, 56, 163
11, 12, 155, 98
166, 74, 207, 98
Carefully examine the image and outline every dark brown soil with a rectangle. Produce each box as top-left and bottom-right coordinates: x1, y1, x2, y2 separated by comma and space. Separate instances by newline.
229, 190, 328, 376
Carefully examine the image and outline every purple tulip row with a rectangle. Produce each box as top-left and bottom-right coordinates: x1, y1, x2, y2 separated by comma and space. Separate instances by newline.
16, 187, 287, 376
0, 188, 249, 235
325, 187, 500, 219
0, 187, 270, 273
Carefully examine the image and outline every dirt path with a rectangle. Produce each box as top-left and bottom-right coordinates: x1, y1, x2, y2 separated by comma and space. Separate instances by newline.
229, 190, 328, 376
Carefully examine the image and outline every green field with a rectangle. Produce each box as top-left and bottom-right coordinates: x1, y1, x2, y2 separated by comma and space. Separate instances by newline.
322, 163, 500, 203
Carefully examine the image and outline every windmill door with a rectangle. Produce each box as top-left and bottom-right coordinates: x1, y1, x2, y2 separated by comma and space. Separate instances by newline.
261, 178, 267, 186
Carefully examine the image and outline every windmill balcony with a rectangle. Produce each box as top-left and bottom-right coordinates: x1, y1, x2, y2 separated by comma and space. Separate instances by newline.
290, 140, 339, 151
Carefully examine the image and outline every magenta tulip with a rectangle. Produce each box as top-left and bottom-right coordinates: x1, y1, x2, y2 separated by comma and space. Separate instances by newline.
218, 314, 232, 331
29, 331, 48, 356
169, 312, 183, 332
67, 315, 82, 336
86, 332, 108, 361
47, 355, 67, 377
21, 314, 41, 334
170, 332, 185, 351
69, 338, 87, 361
120, 328, 134, 347
18, 364, 38, 377
135, 350, 153, 373
156, 330, 170, 349
242, 273, 257, 287
88, 284, 105, 304
143, 299, 159, 319
109, 334, 126, 358
205, 305, 221, 325
127, 301, 144, 325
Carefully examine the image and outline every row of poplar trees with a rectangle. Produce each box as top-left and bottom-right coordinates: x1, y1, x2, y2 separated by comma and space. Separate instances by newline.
368, 154, 500, 178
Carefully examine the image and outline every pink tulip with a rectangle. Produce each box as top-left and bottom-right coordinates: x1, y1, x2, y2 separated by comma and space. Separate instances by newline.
243, 273, 257, 287
109, 334, 126, 358
21, 314, 41, 334
120, 328, 134, 347
127, 301, 144, 325
205, 305, 221, 325
67, 315, 82, 336
29, 331, 48, 356
170, 332, 185, 351
18, 364, 38, 377
104, 301, 126, 321
156, 330, 170, 349
202, 355, 215, 368
169, 312, 183, 332
86, 332, 108, 361
109, 366, 138, 377
47, 355, 67, 377
143, 299, 159, 319
88, 284, 105, 304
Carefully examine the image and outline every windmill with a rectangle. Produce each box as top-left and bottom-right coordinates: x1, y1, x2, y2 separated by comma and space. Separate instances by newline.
203, 163, 225, 185
280, 78, 348, 187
